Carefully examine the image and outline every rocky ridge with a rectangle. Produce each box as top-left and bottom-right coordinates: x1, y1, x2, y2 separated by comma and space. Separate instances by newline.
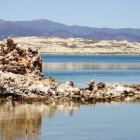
0, 39, 140, 104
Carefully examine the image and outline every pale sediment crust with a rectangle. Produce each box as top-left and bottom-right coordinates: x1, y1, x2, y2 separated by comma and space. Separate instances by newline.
13, 36, 140, 55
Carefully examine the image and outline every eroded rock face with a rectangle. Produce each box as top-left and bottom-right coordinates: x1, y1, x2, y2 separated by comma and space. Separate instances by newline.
0, 38, 42, 78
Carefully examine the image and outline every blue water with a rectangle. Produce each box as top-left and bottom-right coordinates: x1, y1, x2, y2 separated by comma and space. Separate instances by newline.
0, 55, 140, 140
44, 70, 140, 87
1, 102, 140, 140
42, 54, 140, 63
42, 55, 140, 87
40, 103, 140, 140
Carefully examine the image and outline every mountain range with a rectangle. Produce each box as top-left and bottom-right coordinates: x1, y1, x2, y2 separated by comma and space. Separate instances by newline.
0, 19, 140, 42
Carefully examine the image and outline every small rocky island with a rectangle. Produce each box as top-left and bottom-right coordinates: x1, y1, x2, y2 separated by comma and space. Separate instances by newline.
0, 38, 140, 104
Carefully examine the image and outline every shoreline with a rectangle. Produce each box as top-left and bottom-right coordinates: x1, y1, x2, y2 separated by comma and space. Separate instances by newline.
40, 52, 140, 55
12, 36, 140, 55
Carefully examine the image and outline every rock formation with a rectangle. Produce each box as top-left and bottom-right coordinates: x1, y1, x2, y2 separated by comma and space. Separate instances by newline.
0, 38, 42, 78
0, 38, 140, 103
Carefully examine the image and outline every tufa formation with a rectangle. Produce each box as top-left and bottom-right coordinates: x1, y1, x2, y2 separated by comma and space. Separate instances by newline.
0, 38, 42, 78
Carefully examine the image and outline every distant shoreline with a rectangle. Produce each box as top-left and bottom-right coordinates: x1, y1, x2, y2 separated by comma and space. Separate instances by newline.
40, 52, 140, 55
10, 36, 140, 55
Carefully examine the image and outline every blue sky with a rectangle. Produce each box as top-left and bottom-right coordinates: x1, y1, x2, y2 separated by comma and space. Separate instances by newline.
0, 0, 140, 28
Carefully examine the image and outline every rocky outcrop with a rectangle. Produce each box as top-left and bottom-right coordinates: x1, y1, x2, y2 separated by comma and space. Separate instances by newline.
0, 69, 140, 103
0, 39, 140, 103
0, 38, 42, 78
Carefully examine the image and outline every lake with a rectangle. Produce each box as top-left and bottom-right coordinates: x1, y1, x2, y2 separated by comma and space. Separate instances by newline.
42, 55, 140, 87
0, 55, 140, 140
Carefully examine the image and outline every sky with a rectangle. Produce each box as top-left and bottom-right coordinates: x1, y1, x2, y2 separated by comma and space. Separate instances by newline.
0, 0, 140, 28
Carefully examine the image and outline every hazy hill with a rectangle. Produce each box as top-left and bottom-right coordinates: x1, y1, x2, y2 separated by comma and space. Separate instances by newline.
0, 19, 140, 42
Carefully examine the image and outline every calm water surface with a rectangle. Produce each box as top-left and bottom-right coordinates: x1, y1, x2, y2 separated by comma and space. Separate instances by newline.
0, 102, 140, 140
42, 55, 140, 87
0, 55, 140, 140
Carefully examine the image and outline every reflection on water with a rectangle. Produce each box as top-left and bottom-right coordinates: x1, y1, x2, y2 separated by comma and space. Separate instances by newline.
42, 54, 140, 63
43, 62, 140, 70
43, 69, 140, 87
0, 101, 80, 140
42, 55, 140, 86
0, 102, 41, 140
0, 101, 140, 140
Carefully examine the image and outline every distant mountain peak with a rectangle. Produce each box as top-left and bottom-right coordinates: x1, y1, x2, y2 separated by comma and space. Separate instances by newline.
32, 18, 49, 22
